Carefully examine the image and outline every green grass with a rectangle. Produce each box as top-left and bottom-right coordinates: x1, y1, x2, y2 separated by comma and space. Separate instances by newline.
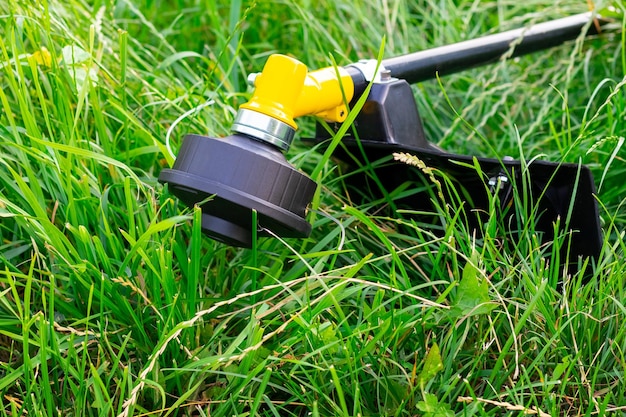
1, 0, 625, 415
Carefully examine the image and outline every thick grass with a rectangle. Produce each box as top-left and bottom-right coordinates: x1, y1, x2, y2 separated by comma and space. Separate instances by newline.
1, 0, 625, 416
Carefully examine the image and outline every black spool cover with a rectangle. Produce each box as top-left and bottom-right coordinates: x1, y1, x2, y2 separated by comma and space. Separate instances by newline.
158, 134, 317, 247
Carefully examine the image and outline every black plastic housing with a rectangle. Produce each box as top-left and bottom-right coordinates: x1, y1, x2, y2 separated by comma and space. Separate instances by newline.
312, 79, 602, 262
328, 140, 602, 261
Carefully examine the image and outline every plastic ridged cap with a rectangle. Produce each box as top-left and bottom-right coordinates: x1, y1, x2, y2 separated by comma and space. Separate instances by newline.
158, 133, 316, 247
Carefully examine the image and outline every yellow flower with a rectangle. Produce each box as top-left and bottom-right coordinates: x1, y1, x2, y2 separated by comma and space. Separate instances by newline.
31, 47, 52, 67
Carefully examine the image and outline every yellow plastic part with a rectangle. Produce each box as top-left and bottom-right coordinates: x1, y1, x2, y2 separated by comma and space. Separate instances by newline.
240, 54, 355, 130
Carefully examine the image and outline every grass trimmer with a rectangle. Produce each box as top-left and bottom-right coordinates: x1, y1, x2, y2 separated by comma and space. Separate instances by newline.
159, 12, 610, 262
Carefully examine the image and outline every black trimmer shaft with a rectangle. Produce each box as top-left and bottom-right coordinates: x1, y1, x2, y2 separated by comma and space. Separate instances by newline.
382, 12, 603, 84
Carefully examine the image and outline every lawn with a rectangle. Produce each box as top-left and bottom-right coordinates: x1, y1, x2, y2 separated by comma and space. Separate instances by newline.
1, 0, 625, 416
